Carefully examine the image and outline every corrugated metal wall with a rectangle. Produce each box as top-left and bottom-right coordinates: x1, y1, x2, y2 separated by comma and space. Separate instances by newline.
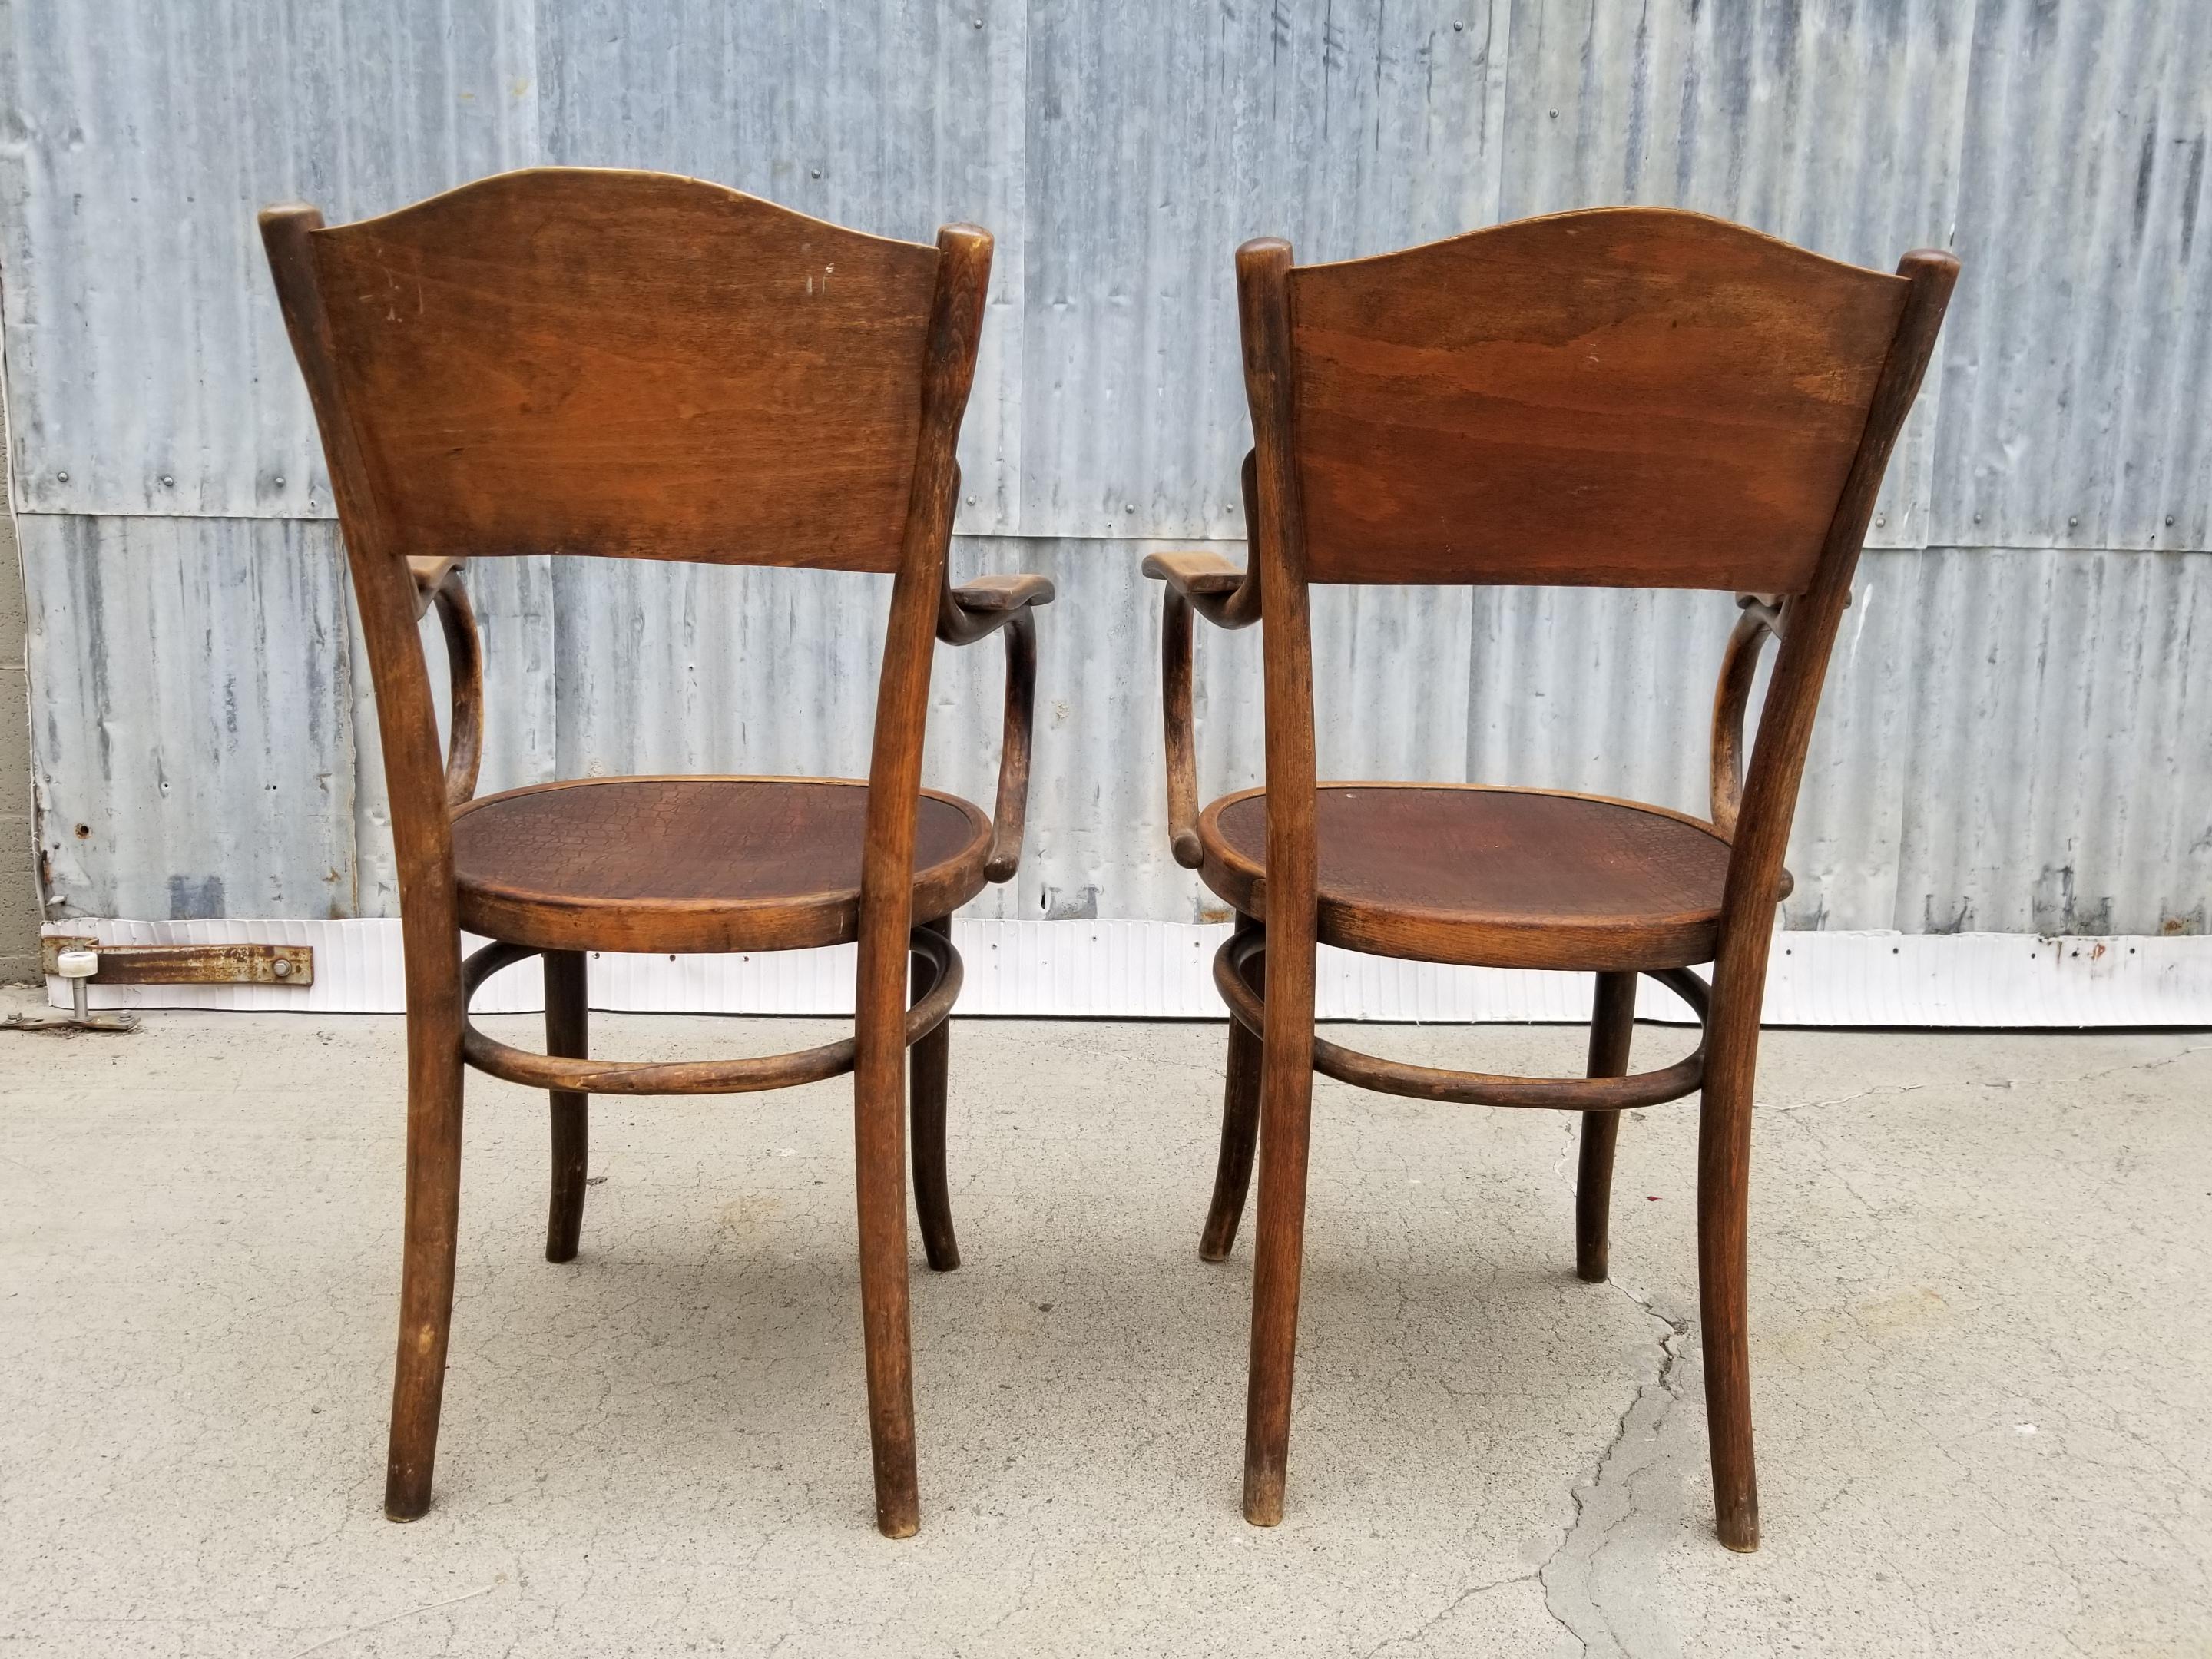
4, 0, 2207, 935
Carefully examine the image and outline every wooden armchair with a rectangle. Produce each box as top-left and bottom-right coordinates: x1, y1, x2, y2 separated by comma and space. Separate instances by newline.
263, 167, 1051, 1538
1149, 209, 1955, 1550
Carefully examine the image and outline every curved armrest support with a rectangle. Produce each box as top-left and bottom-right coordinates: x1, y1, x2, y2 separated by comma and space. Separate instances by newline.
936, 573, 1054, 882
1144, 551, 1260, 869
412, 558, 483, 808
1709, 594, 1783, 841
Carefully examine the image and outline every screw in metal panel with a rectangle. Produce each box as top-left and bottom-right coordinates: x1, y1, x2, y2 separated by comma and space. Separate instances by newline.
2068, 515, 2079, 528
965, 494, 976, 505
810, 168, 821, 179
973, 15, 983, 26
1454, 18, 1464, 28
275, 476, 286, 488
1874, 513, 1886, 528
2167, 515, 2177, 526
1124, 502, 1137, 513
55, 471, 68, 482
1549, 108, 1558, 118
160, 474, 174, 486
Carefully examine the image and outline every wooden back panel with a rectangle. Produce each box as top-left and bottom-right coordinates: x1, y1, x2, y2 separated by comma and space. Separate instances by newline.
304, 167, 944, 571
1282, 209, 1912, 591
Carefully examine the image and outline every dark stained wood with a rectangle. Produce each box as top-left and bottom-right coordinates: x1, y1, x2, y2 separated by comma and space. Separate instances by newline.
1710, 600, 1780, 841
309, 168, 940, 572
1198, 911, 1264, 1261
1288, 208, 1911, 591
851, 220, 992, 1540
459, 930, 961, 1096
1212, 930, 1707, 1111
1237, 236, 1320, 1530
1199, 783, 1736, 972
426, 568, 484, 806
1694, 247, 1959, 1554
1167, 212, 1957, 1548
1576, 971, 1639, 1283
265, 172, 1029, 1539
543, 949, 589, 1263
451, 777, 993, 954
909, 914, 960, 1272
265, 203, 468, 1527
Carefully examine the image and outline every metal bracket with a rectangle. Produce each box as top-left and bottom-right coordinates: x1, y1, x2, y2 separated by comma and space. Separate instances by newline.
39, 937, 316, 986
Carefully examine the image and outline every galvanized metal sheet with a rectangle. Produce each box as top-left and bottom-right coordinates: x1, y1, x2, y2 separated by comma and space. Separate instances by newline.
20, 513, 356, 920
1019, 0, 1508, 541
1462, 548, 2212, 938
0, 0, 541, 518
1932, 0, 2212, 551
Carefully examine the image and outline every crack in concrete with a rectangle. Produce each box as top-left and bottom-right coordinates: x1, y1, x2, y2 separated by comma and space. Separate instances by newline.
1537, 1119, 1693, 1659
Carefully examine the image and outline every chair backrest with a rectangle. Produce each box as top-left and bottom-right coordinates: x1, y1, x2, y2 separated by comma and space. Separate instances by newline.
273, 167, 959, 572
1273, 208, 1916, 591
1233, 207, 1957, 1058
261, 170, 992, 1021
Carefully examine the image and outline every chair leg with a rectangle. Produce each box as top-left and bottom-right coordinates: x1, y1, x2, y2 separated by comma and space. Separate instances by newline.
1242, 972, 1316, 1526
909, 916, 959, 1272
1575, 970, 1638, 1283
1200, 912, 1263, 1262
856, 940, 919, 1538
385, 1007, 466, 1522
1698, 1033, 1760, 1552
544, 950, 590, 1264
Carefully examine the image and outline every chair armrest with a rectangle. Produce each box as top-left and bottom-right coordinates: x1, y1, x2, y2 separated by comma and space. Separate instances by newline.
937, 572, 1055, 647
1142, 551, 1259, 868
1140, 550, 1260, 628
410, 560, 483, 807
935, 571, 1054, 882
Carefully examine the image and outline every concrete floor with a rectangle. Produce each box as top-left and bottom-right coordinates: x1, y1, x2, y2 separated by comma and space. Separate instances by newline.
2, 986, 2207, 1657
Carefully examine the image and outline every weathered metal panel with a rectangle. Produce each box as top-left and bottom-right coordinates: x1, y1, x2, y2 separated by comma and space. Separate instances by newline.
1493, 0, 1973, 547
20, 514, 355, 919
1018, 0, 1508, 541
5, 0, 2210, 956
1932, 0, 2212, 551
1459, 548, 2212, 939
0, 0, 541, 518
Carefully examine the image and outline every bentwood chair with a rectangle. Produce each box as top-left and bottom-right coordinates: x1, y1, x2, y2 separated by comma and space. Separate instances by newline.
1147, 209, 1955, 1550
262, 168, 1050, 1538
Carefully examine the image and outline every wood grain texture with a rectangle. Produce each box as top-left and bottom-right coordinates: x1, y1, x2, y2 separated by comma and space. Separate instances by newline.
1237, 236, 1319, 1530
1197, 783, 1735, 972
1288, 208, 1909, 590
266, 174, 1018, 1540
451, 776, 992, 954
542, 949, 589, 1263
309, 167, 940, 571
1181, 211, 1958, 1551
1576, 971, 1639, 1284
265, 204, 469, 1526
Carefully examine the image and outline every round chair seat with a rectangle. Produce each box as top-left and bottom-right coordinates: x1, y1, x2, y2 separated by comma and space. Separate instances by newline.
1196, 783, 1736, 972
453, 776, 994, 954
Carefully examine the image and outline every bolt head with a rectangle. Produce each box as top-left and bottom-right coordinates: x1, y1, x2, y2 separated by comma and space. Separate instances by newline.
55, 470, 69, 483
160, 474, 174, 486
273, 959, 292, 979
